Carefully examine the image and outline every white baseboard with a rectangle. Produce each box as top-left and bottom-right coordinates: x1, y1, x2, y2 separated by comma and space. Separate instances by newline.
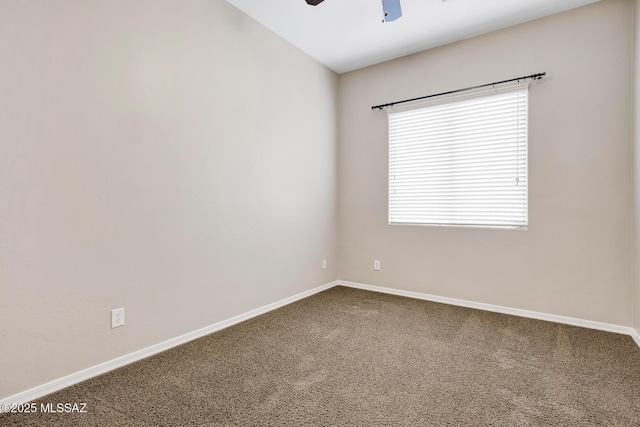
0, 281, 338, 407
338, 280, 639, 339
4, 279, 638, 407
631, 328, 640, 348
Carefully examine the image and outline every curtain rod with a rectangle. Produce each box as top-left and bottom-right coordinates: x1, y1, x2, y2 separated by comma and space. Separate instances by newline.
371, 72, 546, 110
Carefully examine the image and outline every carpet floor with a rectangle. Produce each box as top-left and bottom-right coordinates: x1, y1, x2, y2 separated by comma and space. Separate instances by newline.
2, 286, 640, 426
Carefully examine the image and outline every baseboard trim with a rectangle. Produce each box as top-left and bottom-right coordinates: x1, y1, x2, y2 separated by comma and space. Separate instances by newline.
0, 281, 338, 407
4, 279, 638, 406
631, 328, 640, 348
338, 280, 638, 338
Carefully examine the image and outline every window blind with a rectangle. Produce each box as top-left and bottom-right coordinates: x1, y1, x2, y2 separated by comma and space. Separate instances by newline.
388, 84, 528, 228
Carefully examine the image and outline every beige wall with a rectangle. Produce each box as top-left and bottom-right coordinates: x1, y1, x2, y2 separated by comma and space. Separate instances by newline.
634, 0, 640, 333
0, 0, 337, 398
338, 0, 634, 326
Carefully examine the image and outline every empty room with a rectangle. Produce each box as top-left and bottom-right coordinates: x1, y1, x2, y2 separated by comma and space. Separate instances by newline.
2, 0, 640, 425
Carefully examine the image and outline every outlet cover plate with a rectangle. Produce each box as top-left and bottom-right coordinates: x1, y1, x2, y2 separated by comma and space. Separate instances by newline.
111, 308, 125, 329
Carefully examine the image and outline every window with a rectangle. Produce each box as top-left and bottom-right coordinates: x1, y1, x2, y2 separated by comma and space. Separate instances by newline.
388, 83, 528, 228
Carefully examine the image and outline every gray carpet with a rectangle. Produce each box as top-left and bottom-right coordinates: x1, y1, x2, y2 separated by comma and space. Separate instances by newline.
2, 286, 640, 426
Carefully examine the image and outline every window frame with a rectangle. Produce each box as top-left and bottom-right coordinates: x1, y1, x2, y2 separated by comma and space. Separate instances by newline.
387, 83, 529, 230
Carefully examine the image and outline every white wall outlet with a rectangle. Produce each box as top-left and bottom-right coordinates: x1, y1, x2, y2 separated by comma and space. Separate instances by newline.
374, 260, 381, 271
111, 308, 125, 329
322, 259, 327, 270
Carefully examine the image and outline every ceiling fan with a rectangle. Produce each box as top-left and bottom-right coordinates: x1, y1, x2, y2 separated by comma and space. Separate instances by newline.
305, 0, 403, 22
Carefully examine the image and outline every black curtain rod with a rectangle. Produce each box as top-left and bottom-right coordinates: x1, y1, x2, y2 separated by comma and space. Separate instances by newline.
371, 72, 546, 110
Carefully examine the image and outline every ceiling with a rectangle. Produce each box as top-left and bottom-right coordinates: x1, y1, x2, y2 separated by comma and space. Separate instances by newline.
225, 0, 600, 74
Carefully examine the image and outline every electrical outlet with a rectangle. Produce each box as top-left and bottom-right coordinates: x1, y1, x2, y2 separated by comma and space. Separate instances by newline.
111, 308, 125, 329
374, 260, 381, 271
322, 259, 327, 270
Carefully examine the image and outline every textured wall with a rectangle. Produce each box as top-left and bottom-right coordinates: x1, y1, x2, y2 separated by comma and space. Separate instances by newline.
0, 0, 337, 398
338, 0, 634, 326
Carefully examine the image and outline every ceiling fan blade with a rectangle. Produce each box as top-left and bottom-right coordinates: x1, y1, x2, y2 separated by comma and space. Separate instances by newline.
382, 0, 402, 22
305, 0, 325, 5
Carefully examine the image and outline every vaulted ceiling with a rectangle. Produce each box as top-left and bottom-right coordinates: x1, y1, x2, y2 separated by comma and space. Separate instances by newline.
225, 0, 600, 74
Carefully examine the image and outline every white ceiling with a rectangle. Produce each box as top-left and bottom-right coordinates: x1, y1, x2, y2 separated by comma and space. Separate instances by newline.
225, 0, 600, 74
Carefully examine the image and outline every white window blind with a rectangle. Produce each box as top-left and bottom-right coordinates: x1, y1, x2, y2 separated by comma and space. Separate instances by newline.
388, 83, 528, 228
